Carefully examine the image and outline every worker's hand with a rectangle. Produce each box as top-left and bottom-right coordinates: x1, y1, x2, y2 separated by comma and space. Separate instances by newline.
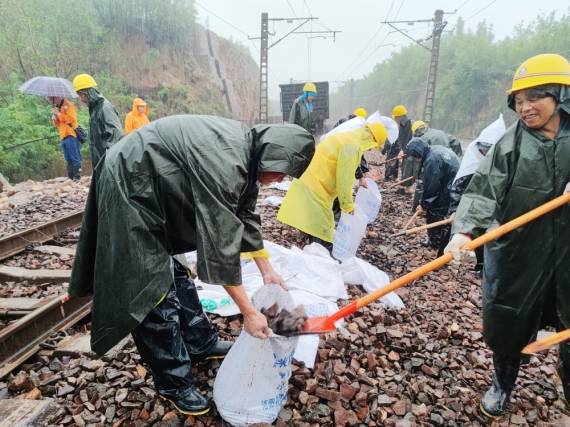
244, 310, 271, 339
415, 205, 424, 217
358, 177, 368, 188
444, 233, 474, 263
51, 107, 59, 116
565, 182, 570, 204
262, 269, 287, 290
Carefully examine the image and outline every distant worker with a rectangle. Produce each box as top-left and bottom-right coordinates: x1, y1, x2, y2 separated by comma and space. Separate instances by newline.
412, 120, 463, 157
278, 117, 389, 251
124, 98, 150, 135
289, 82, 317, 134
49, 96, 82, 181
445, 53, 570, 419
405, 138, 459, 248
72, 74, 123, 168
437, 114, 506, 262
69, 116, 315, 415
383, 104, 413, 181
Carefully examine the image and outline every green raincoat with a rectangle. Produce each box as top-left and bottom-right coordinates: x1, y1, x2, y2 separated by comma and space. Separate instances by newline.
289, 96, 314, 134
69, 115, 314, 355
452, 106, 570, 355
419, 127, 463, 157
84, 88, 123, 167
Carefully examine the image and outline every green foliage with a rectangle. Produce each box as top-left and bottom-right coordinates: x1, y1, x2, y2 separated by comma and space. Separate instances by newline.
0, 0, 253, 183
332, 9, 570, 138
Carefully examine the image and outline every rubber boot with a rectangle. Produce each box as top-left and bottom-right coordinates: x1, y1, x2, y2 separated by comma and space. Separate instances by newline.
480, 354, 520, 418
160, 386, 210, 416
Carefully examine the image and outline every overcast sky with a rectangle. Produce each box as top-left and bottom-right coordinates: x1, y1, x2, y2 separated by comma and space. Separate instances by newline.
194, 1, 569, 99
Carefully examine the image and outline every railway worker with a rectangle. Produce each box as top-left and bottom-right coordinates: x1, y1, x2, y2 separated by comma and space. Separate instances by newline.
383, 104, 412, 182
437, 114, 506, 263
445, 53, 570, 418
69, 116, 315, 416
72, 74, 123, 168
124, 97, 150, 135
405, 138, 459, 249
412, 120, 463, 157
289, 82, 317, 134
48, 96, 82, 181
277, 115, 391, 251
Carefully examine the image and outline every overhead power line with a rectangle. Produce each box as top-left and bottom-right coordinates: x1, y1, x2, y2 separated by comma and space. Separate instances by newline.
465, 0, 498, 22
194, 1, 252, 39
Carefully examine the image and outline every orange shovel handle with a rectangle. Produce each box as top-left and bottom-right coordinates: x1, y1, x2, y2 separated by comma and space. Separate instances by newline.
354, 193, 570, 311
522, 328, 570, 354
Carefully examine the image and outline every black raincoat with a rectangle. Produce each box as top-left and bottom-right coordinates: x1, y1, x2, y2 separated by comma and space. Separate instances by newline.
417, 126, 463, 158
452, 102, 570, 355
289, 96, 315, 134
69, 115, 315, 355
83, 88, 123, 168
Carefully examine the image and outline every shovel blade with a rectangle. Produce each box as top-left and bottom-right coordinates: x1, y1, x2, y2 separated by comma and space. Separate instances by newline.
301, 315, 338, 334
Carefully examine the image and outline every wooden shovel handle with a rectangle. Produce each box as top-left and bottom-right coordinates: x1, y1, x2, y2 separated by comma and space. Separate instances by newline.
402, 211, 419, 231
355, 193, 570, 310
392, 217, 453, 237
387, 176, 414, 189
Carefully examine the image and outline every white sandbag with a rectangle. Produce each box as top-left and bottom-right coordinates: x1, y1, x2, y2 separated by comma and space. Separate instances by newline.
269, 180, 291, 191
213, 285, 298, 426
332, 211, 368, 261
340, 257, 404, 309
259, 195, 284, 207
354, 178, 382, 224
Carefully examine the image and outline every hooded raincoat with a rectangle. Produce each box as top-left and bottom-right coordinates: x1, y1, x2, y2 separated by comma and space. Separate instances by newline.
124, 98, 150, 135
277, 127, 377, 242
418, 127, 463, 158
289, 94, 315, 134
83, 87, 123, 167
452, 95, 570, 356
69, 115, 314, 355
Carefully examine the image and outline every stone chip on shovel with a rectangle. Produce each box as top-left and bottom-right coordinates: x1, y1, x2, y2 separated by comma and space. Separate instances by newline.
261, 303, 308, 336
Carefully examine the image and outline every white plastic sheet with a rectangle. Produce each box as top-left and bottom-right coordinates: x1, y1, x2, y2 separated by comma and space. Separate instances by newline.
259, 195, 283, 207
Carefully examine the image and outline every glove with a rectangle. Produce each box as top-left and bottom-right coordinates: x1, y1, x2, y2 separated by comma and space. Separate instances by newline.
444, 233, 474, 263
415, 205, 424, 217
565, 182, 570, 204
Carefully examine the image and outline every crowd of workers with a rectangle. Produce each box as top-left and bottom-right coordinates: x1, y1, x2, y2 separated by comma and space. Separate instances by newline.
41, 53, 569, 419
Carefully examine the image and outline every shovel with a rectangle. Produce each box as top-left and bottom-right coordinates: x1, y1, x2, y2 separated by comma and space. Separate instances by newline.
299, 193, 570, 335
522, 329, 570, 354
391, 217, 453, 237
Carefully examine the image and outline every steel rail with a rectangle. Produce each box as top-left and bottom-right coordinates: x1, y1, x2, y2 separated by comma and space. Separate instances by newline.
0, 295, 92, 378
0, 210, 84, 261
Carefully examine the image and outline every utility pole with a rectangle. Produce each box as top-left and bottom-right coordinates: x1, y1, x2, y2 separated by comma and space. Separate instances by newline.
252, 14, 340, 124
423, 9, 446, 125
383, 9, 448, 126
259, 13, 269, 124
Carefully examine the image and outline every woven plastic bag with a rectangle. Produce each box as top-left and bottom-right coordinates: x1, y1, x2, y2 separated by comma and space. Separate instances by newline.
213, 285, 299, 426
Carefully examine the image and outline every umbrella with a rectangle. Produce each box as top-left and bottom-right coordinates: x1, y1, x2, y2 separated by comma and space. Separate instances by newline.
19, 76, 77, 98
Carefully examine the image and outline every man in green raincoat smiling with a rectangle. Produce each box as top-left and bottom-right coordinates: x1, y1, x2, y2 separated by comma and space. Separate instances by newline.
445, 53, 570, 418
69, 115, 315, 415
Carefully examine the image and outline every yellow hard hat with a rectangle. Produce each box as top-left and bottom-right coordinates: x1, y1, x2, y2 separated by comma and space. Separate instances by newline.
366, 122, 388, 148
392, 104, 408, 117
353, 107, 367, 118
507, 53, 570, 94
412, 120, 427, 134
73, 74, 97, 92
303, 82, 317, 93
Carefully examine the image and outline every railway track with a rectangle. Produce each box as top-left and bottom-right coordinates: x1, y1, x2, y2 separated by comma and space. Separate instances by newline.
0, 210, 91, 378
0, 210, 84, 261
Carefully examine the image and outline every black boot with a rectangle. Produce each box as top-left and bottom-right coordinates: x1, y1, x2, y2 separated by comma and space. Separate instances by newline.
480, 354, 520, 418
194, 340, 233, 363
161, 386, 210, 416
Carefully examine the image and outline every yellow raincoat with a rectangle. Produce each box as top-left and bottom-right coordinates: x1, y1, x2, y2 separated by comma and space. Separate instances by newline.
277, 127, 378, 242
124, 98, 150, 135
